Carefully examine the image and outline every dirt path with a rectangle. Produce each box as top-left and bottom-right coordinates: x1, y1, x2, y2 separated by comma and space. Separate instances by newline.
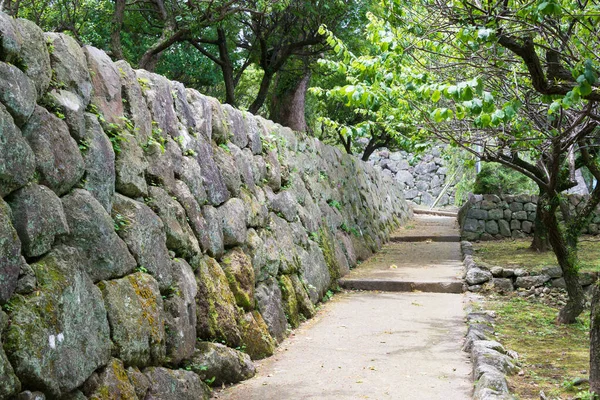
214, 213, 472, 400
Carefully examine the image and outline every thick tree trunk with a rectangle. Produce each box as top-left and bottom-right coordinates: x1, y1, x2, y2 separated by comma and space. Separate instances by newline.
530, 188, 550, 252
110, 0, 126, 60
269, 68, 311, 132
591, 283, 600, 396
538, 194, 584, 323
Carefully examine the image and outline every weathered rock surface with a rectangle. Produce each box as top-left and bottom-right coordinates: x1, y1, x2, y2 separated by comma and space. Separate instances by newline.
84, 46, 124, 126
0, 61, 36, 126
115, 61, 151, 144
0, 309, 21, 398
21, 105, 85, 196
112, 194, 173, 290
99, 272, 166, 368
221, 248, 255, 311
0, 103, 36, 197
202, 205, 224, 259
7, 183, 68, 258
83, 358, 138, 400
255, 278, 287, 343
0, 199, 28, 303
61, 189, 136, 282
184, 342, 255, 386
4, 246, 111, 397
142, 367, 211, 400
14, 18, 51, 99
221, 197, 247, 247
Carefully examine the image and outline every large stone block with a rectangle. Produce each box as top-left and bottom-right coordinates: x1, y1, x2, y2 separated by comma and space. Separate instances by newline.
182, 342, 255, 386
221, 248, 255, 311
135, 70, 178, 138
82, 358, 138, 400
238, 311, 276, 360
61, 189, 136, 282
0, 61, 36, 127
0, 199, 26, 304
45, 33, 92, 104
14, 18, 51, 99
255, 277, 287, 343
21, 105, 85, 196
194, 137, 229, 206
7, 183, 68, 258
142, 368, 211, 400
0, 103, 35, 197
220, 198, 248, 247
114, 60, 152, 143
84, 46, 124, 126
4, 246, 112, 397
98, 272, 166, 367
112, 194, 173, 290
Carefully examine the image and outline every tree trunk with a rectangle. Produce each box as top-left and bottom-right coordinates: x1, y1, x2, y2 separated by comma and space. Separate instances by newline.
110, 0, 126, 60
538, 193, 584, 323
530, 188, 550, 252
590, 282, 600, 396
269, 67, 311, 132
248, 70, 274, 114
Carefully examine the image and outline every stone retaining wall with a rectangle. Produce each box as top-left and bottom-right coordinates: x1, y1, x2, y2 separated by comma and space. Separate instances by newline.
0, 12, 411, 399
368, 145, 456, 207
459, 193, 600, 241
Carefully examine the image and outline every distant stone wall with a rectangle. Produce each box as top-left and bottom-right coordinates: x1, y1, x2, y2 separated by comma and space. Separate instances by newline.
459, 193, 600, 241
368, 145, 456, 207
0, 12, 411, 399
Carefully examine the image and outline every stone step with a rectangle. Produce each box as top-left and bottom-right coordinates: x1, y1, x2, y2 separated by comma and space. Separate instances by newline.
412, 208, 458, 218
338, 278, 464, 294
389, 235, 460, 243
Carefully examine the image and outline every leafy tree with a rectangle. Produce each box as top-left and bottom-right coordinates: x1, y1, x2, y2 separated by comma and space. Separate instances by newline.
473, 163, 537, 196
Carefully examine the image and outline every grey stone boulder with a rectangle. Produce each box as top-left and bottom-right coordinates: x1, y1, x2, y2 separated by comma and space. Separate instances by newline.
221, 247, 255, 311
255, 277, 287, 343
300, 241, 331, 304
514, 275, 550, 289
256, 229, 283, 281
114, 133, 149, 198
112, 194, 174, 290
0, 309, 21, 398
223, 104, 249, 149
80, 113, 116, 211
0, 62, 36, 126
21, 105, 85, 196
135, 70, 178, 138
193, 256, 242, 346
14, 18, 51, 99
82, 358, 138, 399
0, 103, 35, 197
147, 186, 200, 259
194, 137, 229, 206
240, 187, 268, 228
170, 180, 211, 254
541, 266, 562, 279
179, 156, 208, 206
238, 311, 276, 360
220, 197, 248, 247
209, 97, 230, 144
44, 33, 92, 104
7, 183, 68, 258
15, 391, 47, 400
269, 213, 299, 274
472, 341, 518, 378
144, 137, 182, 190
84, 46, 124, 126
4, 246, 111, 397
0, 12, 22, 64
115, 60, 152, 143
492, 278, 514, 293
485, 220, 499, 235
473, 371, 510, 400
0, 198, 27, 303
183, 342, 255, 386
163, 258, 197, 365
551, 277, 566, 289
269, 190, 299, 223
214, 143, 242, 197
60, 189, 136, 282
247, 116, 263, 155
185, 89, 213, 141
142, 367, 211, 400
170, 81, 197, 137
232, 146, 256, 192
202, 205, 225, 259
498, 220, 511, 237
264, 150, 282, 191
98, 272, 166, 368
466, 267, 493, 285
290, 274, 316, 319
46, 89, 86, 139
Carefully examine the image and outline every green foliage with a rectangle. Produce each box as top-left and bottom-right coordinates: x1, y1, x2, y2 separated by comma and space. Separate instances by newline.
473, 163, 537, 196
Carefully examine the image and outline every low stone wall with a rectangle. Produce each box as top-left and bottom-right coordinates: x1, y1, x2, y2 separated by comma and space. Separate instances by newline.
368, 145, 456, 207
459, 194, 600, 241
0, 12, 411, 399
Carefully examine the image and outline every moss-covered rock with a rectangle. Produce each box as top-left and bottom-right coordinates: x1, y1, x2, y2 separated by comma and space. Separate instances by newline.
221, 248, 255, 311
0, 310, 21, 398
0, 61, 36, 127
142, 367, 211, 400
279, 275, 300, 329
290, 274, 316, 319
84, 358, 138, 400
193, 256, 242, 346
98, 272, 166, 368
238, 311, 276, 360
4, 246, 111, 397
0, 198, 27, 303
201, 205, 224, 259
255, 277, 287, 343
183, 342, 255, 386
299, 240, 331, 304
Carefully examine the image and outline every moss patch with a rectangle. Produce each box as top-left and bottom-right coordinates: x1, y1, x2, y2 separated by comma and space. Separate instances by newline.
473, 237, 600, 273
486, 295, 590, 399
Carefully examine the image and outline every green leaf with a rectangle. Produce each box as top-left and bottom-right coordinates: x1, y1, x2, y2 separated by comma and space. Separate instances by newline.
480, 113, 491, 127
431, 90, 441, 102
579, 80, 592, 96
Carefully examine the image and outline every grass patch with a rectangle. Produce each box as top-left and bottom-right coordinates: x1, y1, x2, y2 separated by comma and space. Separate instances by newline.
473, 237, 600, 273
486, 295, 590, 399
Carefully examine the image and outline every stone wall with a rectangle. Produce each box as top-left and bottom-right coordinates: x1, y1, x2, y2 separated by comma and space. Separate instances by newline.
459, 194, 600, 241
0, 12, 411, 399
368, 145, 456, 207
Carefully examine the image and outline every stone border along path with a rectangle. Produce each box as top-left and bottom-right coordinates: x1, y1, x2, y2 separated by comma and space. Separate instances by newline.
215, 212, 473, 399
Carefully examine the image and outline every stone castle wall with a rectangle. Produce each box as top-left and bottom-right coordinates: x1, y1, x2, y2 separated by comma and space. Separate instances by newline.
0, 12, 411, 399
459, 194, 600, 241
368, 145, 457, 207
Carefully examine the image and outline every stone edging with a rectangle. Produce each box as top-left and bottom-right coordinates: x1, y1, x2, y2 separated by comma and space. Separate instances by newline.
462, 241, 519, 400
